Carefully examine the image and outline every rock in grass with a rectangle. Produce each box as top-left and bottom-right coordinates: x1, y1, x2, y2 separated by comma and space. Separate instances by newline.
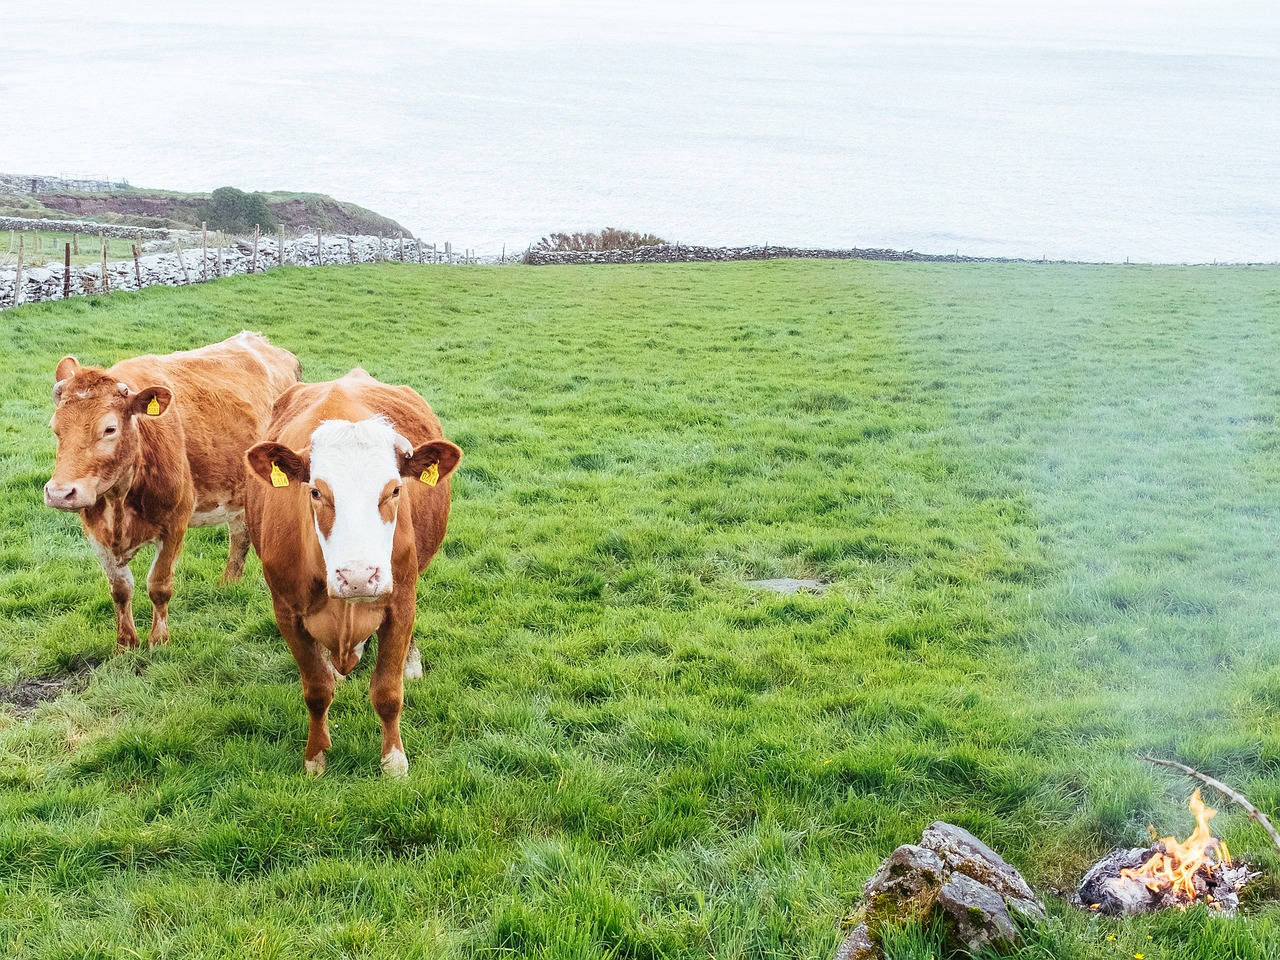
835, 822, 1045, 959
744, 577, 828, 595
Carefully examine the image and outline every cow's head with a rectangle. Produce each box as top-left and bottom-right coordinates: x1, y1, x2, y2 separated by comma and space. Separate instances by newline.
247, 416, 461, 601
45, 356, 173, 512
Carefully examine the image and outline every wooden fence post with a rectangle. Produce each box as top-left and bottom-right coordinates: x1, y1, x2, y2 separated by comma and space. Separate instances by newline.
398, 232, 404, 262
216, 233, 223, 277
251, 224, 259, 274
174, 238, 191, 284
317, 227, 322, 266
202, 221, 208, 281
13, 234, 23, 307
101, 238, 110, 294
132, 243, 143, 289
347, 237, 355, 264
278, 226, 285, 266
72, 231, 78, 255
64, 242, 71, 299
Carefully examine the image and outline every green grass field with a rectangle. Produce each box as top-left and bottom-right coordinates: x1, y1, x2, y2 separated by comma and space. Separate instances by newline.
2, 260, 1280, 958
3, 230, 139, 268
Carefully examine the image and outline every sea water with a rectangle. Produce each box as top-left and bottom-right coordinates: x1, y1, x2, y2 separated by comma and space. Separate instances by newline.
4, 0, 1277, 262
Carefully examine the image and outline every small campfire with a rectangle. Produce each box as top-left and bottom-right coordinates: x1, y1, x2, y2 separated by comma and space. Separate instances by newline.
1078, 789, 1258, 916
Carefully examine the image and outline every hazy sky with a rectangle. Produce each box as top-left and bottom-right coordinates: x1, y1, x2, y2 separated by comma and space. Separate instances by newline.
6, 1, 1278, 259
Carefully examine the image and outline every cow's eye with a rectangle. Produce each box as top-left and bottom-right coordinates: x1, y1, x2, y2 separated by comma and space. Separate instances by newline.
392, 485, 401, 497
310, 488, 321, 501
103, 426, 116, 437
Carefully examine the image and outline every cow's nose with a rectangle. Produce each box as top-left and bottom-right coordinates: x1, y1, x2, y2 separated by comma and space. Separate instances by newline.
331, 564, 388, 599
44, 481, 85, 511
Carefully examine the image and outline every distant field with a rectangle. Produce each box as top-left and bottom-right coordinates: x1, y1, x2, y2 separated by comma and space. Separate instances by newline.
2, 229, 138, 268
2, 261, 1280, 958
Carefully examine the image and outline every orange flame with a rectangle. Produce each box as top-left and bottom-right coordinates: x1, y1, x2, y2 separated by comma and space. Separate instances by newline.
1118, 789, 1232, 901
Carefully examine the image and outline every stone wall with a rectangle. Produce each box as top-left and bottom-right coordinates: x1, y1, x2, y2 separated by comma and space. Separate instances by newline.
0, 234, 458, 310
0, 173, 119, 195
523, 243, 1065, 266
0, 215, 186, 240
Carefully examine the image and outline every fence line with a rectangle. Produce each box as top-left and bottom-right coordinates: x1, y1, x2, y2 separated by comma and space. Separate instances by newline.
0, 232, 482, 311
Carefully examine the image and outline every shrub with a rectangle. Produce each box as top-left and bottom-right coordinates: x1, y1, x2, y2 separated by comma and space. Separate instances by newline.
199, 186, 278, 234
531, 228, 667, 253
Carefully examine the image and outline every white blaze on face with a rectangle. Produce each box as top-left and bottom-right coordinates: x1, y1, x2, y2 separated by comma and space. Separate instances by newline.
308, 417, 410, 600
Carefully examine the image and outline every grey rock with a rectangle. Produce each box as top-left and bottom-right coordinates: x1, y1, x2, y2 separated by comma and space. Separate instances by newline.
936, 872, 1021, 950
744, 577, 828, 595
921, 821, 1044, 917
833, 822, 1043, 959
833, 923, 876, 960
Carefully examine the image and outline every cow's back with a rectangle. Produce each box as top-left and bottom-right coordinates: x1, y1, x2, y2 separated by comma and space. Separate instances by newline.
112, 332, 301, 515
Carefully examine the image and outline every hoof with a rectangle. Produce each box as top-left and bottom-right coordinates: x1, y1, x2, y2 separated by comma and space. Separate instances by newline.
304, 752, 327, 777
380, 747, 408, 778
403, 646, 423, 680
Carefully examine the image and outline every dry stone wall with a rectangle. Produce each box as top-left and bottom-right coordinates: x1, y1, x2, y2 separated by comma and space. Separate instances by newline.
0, 173, 119, 195
0, 215, 187, 240
524, 243, 1065, 266
0, 234, 449, 310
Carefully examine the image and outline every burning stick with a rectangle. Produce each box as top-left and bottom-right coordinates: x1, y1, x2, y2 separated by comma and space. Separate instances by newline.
1144, 756, 1280, 857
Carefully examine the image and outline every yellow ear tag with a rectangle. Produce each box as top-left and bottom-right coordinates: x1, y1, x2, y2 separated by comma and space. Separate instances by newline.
270, 463, 289, 488
146, 396, 160, 416
420, 462, 439, 487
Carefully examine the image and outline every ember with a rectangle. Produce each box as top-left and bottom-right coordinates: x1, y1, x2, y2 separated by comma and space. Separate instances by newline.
1077, 790, 1258, 916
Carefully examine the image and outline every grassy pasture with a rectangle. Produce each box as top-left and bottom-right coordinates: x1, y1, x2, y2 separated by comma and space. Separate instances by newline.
1, 260, 1280, 958
3, 230, 139, 269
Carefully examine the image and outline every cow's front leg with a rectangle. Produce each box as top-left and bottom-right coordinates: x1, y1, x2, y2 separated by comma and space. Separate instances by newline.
146, 530, 186, 645
372, 613, 412, 777
90, 538, 138, 649
404, 638, 423, 680
222, 511, 250, 583
276, 605, 335, 775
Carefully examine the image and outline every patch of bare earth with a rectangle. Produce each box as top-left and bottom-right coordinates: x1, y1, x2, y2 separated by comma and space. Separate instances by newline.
0, 657, 102, 716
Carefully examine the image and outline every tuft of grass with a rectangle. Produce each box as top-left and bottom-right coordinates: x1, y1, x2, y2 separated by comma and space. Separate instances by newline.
0, 260, 1279, 957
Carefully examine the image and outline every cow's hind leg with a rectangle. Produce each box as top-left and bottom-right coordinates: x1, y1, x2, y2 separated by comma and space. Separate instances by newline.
90, 538, 138, 650
146, 530, 186, 646
276, 607, 335, 775
372, 615, 412, 777
222, 512, 250, 583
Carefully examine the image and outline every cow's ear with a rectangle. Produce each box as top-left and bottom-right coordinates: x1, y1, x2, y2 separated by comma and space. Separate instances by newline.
247, 441, 310, 487
55, 356, 80, 382
129, 386, 173, 418
53, 357, 79, 403
400, 440, 462, 485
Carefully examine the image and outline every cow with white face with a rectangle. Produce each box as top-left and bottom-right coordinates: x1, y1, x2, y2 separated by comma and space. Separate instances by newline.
244, 369, 461, 777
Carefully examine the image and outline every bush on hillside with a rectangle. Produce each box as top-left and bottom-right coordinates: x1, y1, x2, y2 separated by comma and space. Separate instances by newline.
531, 228, 667, 253
199, 187, 278, 234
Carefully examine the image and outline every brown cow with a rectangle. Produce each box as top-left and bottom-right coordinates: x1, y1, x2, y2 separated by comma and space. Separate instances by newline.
44, 331, 301, 649
244, 369, 461, 777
